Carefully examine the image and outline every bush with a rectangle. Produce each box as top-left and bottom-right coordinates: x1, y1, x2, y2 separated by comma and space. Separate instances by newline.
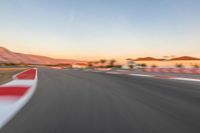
175, 64, 184, 68
193, 64, 199, 68
151, 65, 157, 68
141, 63, 147, 68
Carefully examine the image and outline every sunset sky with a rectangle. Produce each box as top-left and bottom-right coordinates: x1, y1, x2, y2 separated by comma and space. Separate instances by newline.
0, 0, 200, 61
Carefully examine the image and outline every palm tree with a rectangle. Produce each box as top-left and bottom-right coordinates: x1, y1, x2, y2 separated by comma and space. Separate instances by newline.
141, 63, 147, 68
88, 62, 94, 67
109, 59, 116, 67
99, 59, 107, 67
100, 59, 106, 64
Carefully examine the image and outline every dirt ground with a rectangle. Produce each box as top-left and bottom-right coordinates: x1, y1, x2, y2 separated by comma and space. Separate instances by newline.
0, 68, 27, 85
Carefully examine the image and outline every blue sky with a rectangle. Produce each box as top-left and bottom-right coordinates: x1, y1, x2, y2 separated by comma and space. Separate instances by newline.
0, 0, 200, 61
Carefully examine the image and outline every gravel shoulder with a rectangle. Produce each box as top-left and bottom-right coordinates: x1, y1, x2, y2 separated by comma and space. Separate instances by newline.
0, 68, 27, 85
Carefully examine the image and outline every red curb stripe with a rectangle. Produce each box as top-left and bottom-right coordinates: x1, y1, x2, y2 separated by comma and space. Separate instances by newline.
0, 86, 30, 96
16, 69, 36, 80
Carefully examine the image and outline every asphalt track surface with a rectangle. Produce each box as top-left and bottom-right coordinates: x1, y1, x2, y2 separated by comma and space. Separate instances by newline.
1, 68, 200, 133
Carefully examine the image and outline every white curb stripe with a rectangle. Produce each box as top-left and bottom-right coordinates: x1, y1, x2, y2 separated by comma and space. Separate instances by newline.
2, 80, 35, 87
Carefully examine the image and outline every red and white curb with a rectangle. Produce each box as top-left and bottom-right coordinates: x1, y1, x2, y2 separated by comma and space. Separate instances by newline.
144, 68, 200, 74
89, 70, 200, 82
129, 74, 200, 82
0, 68, 38, 129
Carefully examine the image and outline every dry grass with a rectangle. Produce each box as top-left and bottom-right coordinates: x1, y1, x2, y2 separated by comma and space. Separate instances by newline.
0, 67, 27, 85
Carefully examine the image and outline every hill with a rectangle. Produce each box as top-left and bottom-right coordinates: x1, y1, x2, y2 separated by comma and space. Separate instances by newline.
0, 47, 86, 65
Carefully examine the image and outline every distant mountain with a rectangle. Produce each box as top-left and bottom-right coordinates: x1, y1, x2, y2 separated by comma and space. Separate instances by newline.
134, 57, 162, 61
128, 56, 200, 62
0, 47, 86, 65
170, 56, 200, 61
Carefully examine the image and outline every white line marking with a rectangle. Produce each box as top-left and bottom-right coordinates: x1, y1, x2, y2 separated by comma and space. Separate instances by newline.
106, 72, 121, 74
171, 78, 200, 82
129, 74, 153, 77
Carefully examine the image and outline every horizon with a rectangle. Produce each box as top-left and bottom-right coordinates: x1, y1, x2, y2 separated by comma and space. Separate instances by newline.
1, 0, 200, 61
1, 46, 200, 64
